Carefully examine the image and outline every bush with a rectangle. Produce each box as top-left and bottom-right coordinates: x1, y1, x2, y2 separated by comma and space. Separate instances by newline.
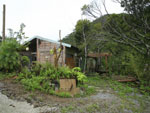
21, 56, 30, 67
58, 66, 73, 79
17, 67, 32, 80
20, 76, 48, 91
0, 39, 29, 73
0, 39, 22, 72
72, 67, 87, 83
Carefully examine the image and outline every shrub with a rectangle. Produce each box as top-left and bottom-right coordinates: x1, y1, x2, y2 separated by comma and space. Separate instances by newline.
58, 66, 73, 79
17, 67, 32, 80
72, 67, 87, 83
21, 56, 30, 67
0, 39, 29, 73
20, 76, 47, 91
31, 62, 42, 75
0, 39, 22, 72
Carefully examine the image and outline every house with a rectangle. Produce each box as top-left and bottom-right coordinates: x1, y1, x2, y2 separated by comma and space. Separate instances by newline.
22, 36, 79, 68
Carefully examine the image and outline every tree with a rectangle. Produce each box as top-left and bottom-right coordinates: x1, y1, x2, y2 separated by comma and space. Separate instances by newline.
82, 0, 150, 56
82, 0, 150, 82
62, 17, 109, 72
50, 30, 63, 68
74, 19, 91, 72
120, 0, 150, 15
7, 23, 28, 42
15, 23, 27, 42
62, 32, 76, 47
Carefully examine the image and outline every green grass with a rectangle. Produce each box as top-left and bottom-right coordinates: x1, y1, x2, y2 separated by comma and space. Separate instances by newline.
56, 92, 72, 98
75, 84, 97, 97
86, 75, 110, 88
86, 75, 140, 97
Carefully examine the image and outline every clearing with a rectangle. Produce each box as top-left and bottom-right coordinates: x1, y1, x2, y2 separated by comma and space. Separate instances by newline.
0, 76, 150, 113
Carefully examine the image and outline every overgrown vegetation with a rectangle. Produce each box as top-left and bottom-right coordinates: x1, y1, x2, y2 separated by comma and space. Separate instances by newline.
15, 62, 87, 97
62, 0, 150, 88
86, 74, 150, 96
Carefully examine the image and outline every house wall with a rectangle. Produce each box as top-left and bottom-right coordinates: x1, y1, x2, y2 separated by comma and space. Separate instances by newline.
37, 39, 66, 66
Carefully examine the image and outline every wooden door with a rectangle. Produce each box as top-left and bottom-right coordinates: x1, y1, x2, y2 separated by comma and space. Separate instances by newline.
66, 57, 75, 68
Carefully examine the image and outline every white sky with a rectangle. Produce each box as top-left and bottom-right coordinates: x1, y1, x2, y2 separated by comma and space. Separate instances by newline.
0, 0, 123, 41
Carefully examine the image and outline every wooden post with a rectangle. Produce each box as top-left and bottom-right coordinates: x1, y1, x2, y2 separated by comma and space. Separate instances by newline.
59, 30, 64, 66
2, 4, 6, 41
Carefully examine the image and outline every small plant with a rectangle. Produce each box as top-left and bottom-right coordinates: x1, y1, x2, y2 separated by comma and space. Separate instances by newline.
49, 89, 55, 95
72, 67, 87, 83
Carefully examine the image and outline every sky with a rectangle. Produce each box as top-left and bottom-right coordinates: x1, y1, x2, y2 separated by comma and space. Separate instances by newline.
0, 0, 123, 41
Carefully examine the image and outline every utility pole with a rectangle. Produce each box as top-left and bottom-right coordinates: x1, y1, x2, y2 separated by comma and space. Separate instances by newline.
59, 30, 61, 44
2, 4, 6, 41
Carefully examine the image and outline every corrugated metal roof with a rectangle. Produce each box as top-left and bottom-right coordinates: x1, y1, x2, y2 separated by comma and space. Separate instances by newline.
23, 35, 71, 48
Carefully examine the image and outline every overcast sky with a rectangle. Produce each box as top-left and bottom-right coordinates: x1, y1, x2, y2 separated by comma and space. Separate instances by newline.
0, 0, 123, 41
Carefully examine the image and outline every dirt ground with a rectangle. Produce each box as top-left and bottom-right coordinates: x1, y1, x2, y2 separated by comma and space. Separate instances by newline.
0, 78, 150, 113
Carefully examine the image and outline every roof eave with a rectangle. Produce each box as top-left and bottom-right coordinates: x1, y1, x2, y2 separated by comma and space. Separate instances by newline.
23, 35, 71, 48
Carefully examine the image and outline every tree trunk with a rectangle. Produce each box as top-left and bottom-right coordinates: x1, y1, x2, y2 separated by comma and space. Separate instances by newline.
83, 30, 87, 73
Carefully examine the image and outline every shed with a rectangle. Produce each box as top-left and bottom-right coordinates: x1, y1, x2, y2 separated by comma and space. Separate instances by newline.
22, 36, 79, 68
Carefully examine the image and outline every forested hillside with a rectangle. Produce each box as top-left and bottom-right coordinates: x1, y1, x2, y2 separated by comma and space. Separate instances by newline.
62, 0, 150, 86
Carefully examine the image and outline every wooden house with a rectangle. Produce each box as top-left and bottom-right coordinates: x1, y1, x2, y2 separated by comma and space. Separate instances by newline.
23, 36, 78, 68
